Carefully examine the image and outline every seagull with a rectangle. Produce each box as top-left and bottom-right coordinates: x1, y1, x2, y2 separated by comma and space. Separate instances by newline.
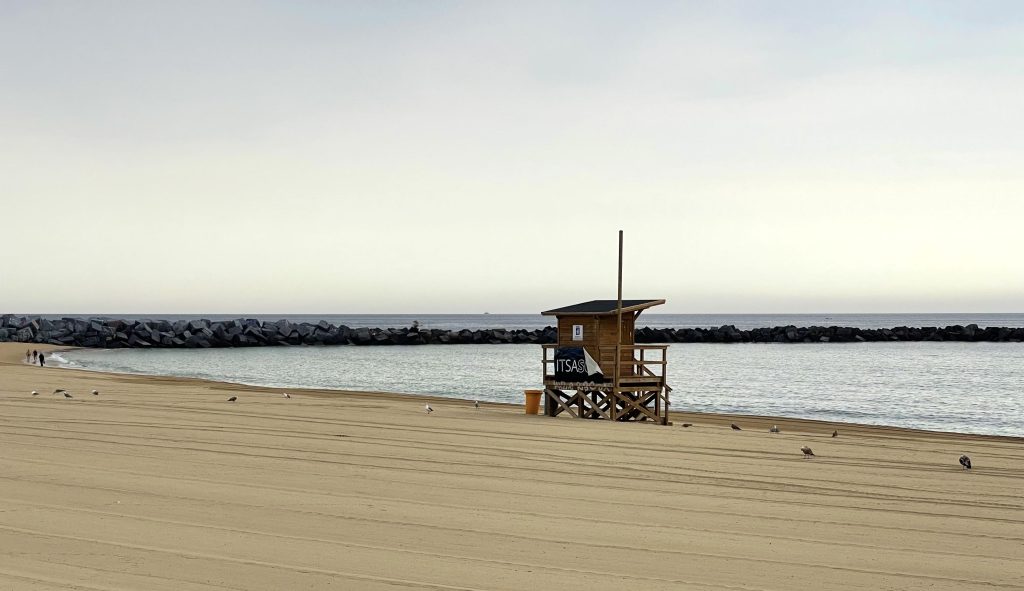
959, 455, 972, 470
425, 404, 433, 414
681, 423, 693, 428
474, 400, 479, 409
227, 396, 237, 402
801, 446, 815, 458
31, 391, 38, 396
731, 423, 742, 431
769, 425, 780, 434
92, 389, 99, 396
282, 392, 291, 399
53, 388, 66, 395
832, 430, 838, 438
63, 392, 73, 399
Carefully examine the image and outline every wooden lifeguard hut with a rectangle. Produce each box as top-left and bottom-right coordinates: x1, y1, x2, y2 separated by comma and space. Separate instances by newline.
540, 299, 672, 424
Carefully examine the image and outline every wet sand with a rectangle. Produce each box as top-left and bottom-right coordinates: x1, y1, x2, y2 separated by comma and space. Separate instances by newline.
1, 343, 1022, 590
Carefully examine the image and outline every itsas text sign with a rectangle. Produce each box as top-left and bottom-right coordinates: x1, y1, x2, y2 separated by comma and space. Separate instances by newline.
553, 347, 603, 381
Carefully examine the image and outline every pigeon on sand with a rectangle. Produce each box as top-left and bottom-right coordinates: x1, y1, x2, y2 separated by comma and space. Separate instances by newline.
681, 423, 693, 428
227, 396, 237, 402
959, 455, 972, 470
731, 423, 742, 431
63, 392, 73, 399
832, 430, 838, 438
425, 404, 434, 414
801, 446, 815, 458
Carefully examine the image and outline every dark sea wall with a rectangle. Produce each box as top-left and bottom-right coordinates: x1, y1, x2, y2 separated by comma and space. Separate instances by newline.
2, 315, 1023, 348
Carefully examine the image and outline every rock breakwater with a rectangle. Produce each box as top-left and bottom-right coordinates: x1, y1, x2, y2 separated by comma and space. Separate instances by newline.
1, 315, 1023, 348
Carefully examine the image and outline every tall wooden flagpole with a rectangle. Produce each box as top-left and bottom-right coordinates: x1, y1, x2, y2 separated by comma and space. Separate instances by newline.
613, 230, 623, 421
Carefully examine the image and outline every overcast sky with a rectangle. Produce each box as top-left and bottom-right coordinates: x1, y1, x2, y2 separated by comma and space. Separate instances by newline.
2, 1, 1022, 314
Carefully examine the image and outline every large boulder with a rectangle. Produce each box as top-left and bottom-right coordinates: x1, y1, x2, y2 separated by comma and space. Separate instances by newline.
188, 319, 210, 332
353, 327, 372, 344
273, 320, 295, 337
127, 334, 152, 347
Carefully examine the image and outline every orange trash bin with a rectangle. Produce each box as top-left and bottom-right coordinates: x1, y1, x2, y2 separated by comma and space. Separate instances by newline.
524, 389, 542, 415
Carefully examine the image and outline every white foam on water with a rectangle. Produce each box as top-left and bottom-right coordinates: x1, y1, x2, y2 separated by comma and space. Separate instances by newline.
48, 352, 77, 367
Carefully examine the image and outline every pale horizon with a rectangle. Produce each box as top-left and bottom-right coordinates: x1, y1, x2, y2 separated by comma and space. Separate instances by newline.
3, 1, 1022, 314
8, 310, 1024, 317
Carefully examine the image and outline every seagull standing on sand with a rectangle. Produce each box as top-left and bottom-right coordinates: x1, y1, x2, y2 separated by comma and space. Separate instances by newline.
959, 455, 972, 470
92, 389, 99, 396
474, 400, 479, 409
801, 446, 815, 458
227, 396, 237, 402
731, 423, 742, 431
63, 392, 73, 399
425, 404, 433, 414
832, 430, 838, 438
282, 392, 291, 399
53, 389, 66, 395
769, 425, 780, 434
31, 391, 38, 396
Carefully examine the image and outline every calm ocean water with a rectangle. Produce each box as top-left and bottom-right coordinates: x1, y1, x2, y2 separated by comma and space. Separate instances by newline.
36, 313, 1024, 330
58, 341, 1024, 437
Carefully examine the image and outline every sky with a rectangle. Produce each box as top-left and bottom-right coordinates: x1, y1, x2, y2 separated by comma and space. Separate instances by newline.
2, 1, 1022, 314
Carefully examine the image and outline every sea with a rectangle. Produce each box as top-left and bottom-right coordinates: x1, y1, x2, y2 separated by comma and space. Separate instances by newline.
49, 313, 1024, 438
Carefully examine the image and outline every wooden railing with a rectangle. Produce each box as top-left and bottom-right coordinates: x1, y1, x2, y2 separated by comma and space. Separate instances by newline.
542, 344, 668, 386
541, 344, 672, 423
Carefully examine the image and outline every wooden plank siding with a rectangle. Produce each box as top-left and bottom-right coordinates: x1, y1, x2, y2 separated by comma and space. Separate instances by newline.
555, 313, 642, 377
555, 315, 602, 366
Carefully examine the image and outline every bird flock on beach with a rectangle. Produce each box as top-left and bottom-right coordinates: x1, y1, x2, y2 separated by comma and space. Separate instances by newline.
23, 382, 978, 471
701, 419, 979, 470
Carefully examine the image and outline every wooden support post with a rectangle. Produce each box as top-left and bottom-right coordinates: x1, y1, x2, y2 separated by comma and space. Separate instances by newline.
613, 230, 623, 421
663, 348, 670, 425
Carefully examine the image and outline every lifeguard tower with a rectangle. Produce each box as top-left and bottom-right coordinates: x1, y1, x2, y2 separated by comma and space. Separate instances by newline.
541, 299, 672, 424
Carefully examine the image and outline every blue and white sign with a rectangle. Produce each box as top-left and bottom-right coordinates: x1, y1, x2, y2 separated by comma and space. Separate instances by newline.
554, 347, 604, 381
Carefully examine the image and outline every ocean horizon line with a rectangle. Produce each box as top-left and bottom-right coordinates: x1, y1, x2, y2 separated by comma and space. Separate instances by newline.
16, 311, 1024, 317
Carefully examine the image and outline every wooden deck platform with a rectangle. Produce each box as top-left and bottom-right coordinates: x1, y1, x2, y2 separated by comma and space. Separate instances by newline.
542, 344, 672, 424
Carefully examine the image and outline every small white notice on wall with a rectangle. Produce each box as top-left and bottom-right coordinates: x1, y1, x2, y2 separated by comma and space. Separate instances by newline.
572, 325, 584, 341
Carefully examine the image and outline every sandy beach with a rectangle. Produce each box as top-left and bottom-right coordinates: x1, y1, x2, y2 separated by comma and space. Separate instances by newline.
1, 343, 1021, 590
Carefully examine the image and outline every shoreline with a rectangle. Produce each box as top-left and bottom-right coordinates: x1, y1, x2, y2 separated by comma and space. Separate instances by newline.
27, 344, 1024, 442
2, 341, 1023, 589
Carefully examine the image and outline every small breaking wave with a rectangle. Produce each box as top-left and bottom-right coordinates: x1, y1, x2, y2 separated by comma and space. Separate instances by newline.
48, 352, 78, 367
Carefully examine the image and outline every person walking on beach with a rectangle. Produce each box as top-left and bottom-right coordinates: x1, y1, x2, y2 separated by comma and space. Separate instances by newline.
32, 350, 38, 363
25, 349, 31, 363
38, 352, 45, 367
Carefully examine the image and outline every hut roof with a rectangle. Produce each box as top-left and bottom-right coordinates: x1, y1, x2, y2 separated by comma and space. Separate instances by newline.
541, 299, 665, 316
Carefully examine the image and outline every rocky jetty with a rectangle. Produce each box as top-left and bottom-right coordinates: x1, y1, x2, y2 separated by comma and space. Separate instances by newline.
1, 315, 1022, 348
0, 315, 556, 348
